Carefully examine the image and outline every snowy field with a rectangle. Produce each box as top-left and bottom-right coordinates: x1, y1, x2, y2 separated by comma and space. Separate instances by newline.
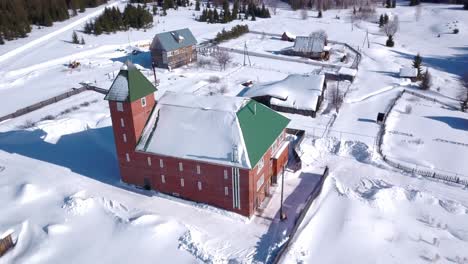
0, 0, 468, 263
382, 92, 468, 179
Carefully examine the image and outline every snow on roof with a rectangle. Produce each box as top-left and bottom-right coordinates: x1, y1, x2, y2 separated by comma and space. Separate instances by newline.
137, 92, 252, 168
243, 74, 326, 111
338, 67, 357, 76
1, 229, 14, 239
152, 28, 197, 52
400, 66, 418, 78
105, 72, 129, 101
293, 36, 326, 53
272, 141, 289, 159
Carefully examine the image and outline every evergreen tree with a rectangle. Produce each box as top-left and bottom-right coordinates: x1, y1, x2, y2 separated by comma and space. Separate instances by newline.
384, 14, 389, 24
232, 0, 239, 20
80, 36, 85, 45
207, 9, 214, 23
251, 13, 256, 20
213, 8, 219, 22
379, 14, 384, 27
195, 0, 201, 11
391, 0, 396, 8
464, 1, 468, 9
207, 1, 211, 8
318, 10, 322, 18
413, 53, 423, 78
386, 0, 391, 8
420, 68, 432, 90
0, 34, 4, 45
222, 0, 231, 22
153, 5, 158, 15
72, 31, 79, 44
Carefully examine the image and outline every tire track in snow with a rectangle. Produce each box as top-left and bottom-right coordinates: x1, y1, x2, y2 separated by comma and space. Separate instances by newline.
0, 1, 119, 65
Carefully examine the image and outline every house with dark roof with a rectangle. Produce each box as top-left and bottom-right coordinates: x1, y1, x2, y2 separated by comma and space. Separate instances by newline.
150, 28, 198, 69
105, 62, 291, 217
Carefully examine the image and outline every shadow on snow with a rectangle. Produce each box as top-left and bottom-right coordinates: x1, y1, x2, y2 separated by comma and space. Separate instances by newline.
0, 126, 120, 185
425, 116, 468, 131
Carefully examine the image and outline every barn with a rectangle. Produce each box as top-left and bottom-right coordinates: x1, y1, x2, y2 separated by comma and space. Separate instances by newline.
105, 62, 291, 217
241, 74, 327, 118
150, 28, 197, 69
399, 66, 418, 82
289, 34, 330, 60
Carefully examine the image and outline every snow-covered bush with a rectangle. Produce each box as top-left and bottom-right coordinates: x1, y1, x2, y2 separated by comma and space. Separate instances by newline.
208, 76, 221, 83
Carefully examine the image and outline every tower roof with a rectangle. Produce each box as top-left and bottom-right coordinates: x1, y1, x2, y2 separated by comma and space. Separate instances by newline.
105, 62, 157, 102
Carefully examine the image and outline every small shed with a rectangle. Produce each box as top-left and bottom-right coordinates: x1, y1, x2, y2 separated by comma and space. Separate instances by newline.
399, 66, 418, 82
289, 33, 329, 60
281, 31, 296, 42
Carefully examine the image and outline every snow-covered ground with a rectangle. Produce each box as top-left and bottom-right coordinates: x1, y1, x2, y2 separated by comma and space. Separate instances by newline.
0, 1, 467, 263
383, 92, 468, 179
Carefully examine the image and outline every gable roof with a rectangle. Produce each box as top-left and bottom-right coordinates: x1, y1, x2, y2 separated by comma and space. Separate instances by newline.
242, 74, 326, 111
105, 62, 157, 102
151, 28, 197, 52
136, 92, 290, 169
293, 35, 326, 53
237, 101, 290, 168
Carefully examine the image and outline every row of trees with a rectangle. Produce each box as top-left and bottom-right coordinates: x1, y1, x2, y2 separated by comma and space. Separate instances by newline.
0, 0, 107, 44
83, 5, 153, 35
198, 1, 270, 24
214, 24, 249, 42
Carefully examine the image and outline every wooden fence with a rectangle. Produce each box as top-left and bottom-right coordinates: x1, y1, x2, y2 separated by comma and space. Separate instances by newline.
376, 89, 468, 187
272, 166, 330, 264
0, 84, 107, 123
0, 231, 14, 257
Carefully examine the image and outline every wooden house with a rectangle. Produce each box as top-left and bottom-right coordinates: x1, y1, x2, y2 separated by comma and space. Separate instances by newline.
290, 35, 329, 60
150, 28, 197, 69
104, 62, 290, 217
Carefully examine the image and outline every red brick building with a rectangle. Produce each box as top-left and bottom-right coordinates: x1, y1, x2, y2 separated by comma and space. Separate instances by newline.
105, 63, 290, 217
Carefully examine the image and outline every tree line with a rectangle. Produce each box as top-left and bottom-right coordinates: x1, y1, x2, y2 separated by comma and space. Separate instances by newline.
214, 24, 249, 42
0, 0, 107, 44
198, 0, 270, 24
83, 4, 153, 35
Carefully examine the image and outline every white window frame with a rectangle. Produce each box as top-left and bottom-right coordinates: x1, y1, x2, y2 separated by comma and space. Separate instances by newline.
120, 118, 125, 127
147, 157, 152, 166
224, 186, 229, 196
141, 97, 147, 107
123, 133, 127, 143
257, 157, 264, 172
161, 175, 165, 183
179, 162, 183, 172
160, 159, 164, 168
197, 181, 202, 191
116, 102, 124, 112
196, 165, 201, 175
256, 174, 265, 191
224, 169, 228, 180
126, 153, 130, 162
180, 178, 184, 187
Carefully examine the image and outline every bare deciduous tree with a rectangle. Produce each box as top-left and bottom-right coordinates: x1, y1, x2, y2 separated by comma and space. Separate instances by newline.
415, 4, 422, 21
300, 8, 308, 19
383, 15, 399, 47
212, 49, 232, 71
265, 0, 279, 15
310, 29, 328, 40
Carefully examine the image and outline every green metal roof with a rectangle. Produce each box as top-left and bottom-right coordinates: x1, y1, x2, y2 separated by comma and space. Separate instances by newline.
105, 62, 157, 102
237, 101, 290, 168
153, 28, 197, 52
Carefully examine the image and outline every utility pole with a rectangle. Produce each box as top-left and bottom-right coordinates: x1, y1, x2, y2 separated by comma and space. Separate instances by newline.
280, 164, 287, 221
243, 41, 251, 66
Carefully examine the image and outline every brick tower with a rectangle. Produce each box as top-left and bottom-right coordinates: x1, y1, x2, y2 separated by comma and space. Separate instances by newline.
105, 62, 157, 183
